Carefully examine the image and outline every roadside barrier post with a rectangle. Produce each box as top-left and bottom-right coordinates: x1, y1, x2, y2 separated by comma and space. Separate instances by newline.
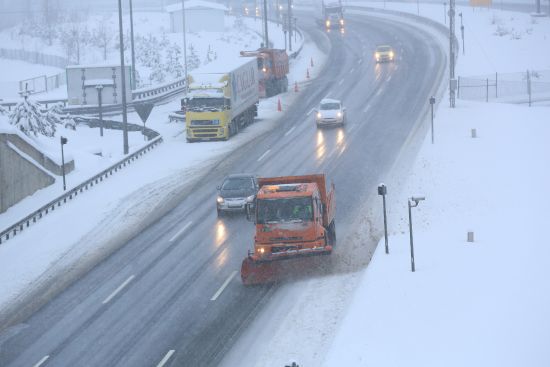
429, 96, 435, 144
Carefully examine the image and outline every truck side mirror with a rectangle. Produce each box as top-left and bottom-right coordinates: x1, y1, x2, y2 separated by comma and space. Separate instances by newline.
246, 203, 254, 222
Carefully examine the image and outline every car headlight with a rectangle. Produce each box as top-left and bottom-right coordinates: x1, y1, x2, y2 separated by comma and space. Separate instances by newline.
216, 196, 224, 204
340, 19, 344, 25
316, 112, 322, 119
389, 51, 394, 58
326, 20, 330, 27
246, 195, 255, 203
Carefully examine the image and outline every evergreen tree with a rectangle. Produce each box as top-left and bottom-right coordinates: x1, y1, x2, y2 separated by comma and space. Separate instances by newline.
187, 43, 201, 71
165, 43, 184, 78
45, 103, 65, 126
8, 95, 55, 137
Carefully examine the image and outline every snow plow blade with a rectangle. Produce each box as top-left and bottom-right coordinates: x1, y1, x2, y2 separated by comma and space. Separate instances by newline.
241, 247, 332, 286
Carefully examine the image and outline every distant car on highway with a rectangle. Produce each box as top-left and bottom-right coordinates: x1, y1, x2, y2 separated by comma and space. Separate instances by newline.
375, 45, 395, 63
216, 174, 259, 216
315, 98, 346, 127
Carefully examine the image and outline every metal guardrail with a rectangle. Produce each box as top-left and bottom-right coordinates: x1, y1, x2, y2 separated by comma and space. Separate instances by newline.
0, 129, 163, 245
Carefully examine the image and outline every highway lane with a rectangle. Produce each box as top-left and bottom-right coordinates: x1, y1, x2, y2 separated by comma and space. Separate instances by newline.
0, 10, 446, 367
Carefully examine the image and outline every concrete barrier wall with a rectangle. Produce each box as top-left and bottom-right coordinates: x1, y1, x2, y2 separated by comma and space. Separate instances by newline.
0, 133, 74, 213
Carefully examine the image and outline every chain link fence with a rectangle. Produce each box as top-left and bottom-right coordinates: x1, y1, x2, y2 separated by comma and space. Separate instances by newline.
457, 69, 550, 105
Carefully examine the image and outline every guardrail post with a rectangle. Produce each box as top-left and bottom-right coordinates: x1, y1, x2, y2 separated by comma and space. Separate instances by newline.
486, 78, 489, 102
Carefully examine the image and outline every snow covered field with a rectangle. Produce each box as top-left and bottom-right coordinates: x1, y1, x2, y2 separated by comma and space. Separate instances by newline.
0, 60, 62, 99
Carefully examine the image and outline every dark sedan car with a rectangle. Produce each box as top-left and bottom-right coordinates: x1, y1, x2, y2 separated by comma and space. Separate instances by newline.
216, 174, 259, 216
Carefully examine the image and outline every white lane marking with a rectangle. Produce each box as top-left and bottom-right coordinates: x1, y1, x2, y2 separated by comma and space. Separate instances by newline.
257, 149, 271, 162
350, 67, 355, 74
307, 108, 314, 116
363, 104, 371, 113
156, 350, 176, 367
376, 89, 383, 96
169, 221, 193, 242
387, 75, 392, 82
210, 271, 238, 301
284, 126, 296, 136
102, 275, 135, 305
348, 124, 357, 133
358, 58, 363, 64
338, 79, 344, 85
33, 356, 50, 367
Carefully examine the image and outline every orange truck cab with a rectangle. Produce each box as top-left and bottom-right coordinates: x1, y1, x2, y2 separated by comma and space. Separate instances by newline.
241, 174, 335, 285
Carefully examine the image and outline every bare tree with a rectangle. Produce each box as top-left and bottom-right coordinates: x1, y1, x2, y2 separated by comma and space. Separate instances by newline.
92, 19, 113, 61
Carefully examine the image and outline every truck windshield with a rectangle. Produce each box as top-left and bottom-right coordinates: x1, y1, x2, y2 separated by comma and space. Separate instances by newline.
187, 97, 226, 112
257, 197, 313, 224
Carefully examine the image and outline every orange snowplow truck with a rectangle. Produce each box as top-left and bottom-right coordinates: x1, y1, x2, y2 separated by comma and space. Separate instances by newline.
240, 48, 289, 98
241, 174, 336, 285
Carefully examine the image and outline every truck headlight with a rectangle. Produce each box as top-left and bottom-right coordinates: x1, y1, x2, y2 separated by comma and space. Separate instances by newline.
337, 112, 342, 118
316, 112, 322, 119
340, 19, 344, 25
389, 51, 394, 58
217, 196, 224, 204
326, 20, 331, 27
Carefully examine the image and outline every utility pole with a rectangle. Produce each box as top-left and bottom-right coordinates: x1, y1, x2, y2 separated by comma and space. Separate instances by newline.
263, 0, 269, 47
449, 0, 456, 108
117, 0, 129, 154
287, 0, 292, 51
129, 0, 137, 90
181, 0, 189, 96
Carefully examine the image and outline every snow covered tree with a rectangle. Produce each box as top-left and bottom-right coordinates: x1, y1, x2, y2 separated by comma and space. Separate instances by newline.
149, 62, 166, 84
45, 103, 65, 126
91, 20, 113, 61
204, 44, 216, 65
165, 43, 184, 78
8, 95, 55, 137
187, 43, 201, 71
136, 34, 161, 68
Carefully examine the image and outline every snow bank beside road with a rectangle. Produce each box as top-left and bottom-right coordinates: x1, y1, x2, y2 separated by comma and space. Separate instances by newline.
324, 100, 550, 367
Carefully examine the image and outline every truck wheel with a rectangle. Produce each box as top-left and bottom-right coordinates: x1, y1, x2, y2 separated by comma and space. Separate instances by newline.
283, 76, 288, 92
328, 221, 336, 245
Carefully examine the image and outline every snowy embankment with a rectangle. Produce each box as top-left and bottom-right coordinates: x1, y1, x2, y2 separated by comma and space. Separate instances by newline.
220, 4, 550, 367
0, 19, 326, 325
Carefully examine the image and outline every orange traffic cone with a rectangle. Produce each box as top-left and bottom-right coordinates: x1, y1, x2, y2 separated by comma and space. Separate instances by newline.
294, 81, 299, 92
277, 98, 282, 112
306, 68, 310, 79
310, 57, 314, 67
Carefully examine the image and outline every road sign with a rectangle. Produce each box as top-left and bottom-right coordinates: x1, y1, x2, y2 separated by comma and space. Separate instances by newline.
134, 103, 154, 123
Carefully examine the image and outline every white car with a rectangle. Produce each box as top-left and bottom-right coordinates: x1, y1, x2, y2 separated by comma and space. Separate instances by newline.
315, 99, 346, 127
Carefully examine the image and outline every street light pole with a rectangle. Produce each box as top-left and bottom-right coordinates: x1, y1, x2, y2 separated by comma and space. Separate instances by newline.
129, 0, 137, 90
378, 184, 389, 254
287, 0, 292, 51
181, 0, 189, 97
407, 196, 425, 272
117, 0, 129, 155
263, 0, 269, 47
429, 96, 435, 144
60, 136, 68, 191
96, 85, 104, 137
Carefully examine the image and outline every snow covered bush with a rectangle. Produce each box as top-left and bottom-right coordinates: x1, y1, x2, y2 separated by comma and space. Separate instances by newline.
64, 114, 77, 130
0, 104, 7, 116
165, 44, 184, 78
8, 97, 56, 137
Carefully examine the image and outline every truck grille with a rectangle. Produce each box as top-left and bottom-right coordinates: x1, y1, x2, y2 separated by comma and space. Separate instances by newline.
271, 246, 299, 253
192, 128, 219, 138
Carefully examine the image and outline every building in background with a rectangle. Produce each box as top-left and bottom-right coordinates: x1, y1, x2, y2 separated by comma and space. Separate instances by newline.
165, 0, 228, 33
